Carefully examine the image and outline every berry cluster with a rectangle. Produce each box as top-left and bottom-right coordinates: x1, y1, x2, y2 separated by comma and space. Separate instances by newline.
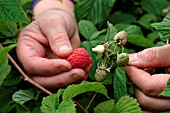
92, 31, 129, 81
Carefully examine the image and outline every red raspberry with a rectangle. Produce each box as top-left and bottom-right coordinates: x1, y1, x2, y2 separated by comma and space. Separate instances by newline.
67, 48, 92, 69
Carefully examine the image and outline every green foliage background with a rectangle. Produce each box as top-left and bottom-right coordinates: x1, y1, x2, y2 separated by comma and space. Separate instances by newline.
1, 0, 170, 113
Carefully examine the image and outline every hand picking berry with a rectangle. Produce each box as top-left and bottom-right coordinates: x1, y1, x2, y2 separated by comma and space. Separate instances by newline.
67, 48, 92, 69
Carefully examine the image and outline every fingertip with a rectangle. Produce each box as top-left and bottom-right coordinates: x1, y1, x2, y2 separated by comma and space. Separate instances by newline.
123, 66, 137, 73
128, 53, 138, 64
72, 74, 84, 82
71, 69, 86, 80
53, 44, 73, 58
47, 25, 73, 58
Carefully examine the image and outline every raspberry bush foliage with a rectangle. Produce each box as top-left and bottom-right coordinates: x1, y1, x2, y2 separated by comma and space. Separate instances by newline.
1, 0, 170, 113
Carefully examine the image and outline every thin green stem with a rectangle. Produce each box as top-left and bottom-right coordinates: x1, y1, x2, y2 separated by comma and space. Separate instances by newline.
99, 29, 107, 34
166, 39, 169, 44
86, 92, 97, 110
121, 45, 124, 53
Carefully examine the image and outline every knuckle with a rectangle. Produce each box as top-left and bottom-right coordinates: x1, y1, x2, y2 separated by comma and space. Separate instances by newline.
142, 83, 152, 95
56, 79, 69, 87
135, 89, 149, 108
140, 48, 156, 61
50, 32, 68, 45
50, 33, 69, 48
18, 22, 39, 40
142, 79, 155, 96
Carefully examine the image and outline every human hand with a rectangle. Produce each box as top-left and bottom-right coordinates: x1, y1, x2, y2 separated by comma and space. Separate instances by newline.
16, 9, 91, 88
124, 44, 170, 112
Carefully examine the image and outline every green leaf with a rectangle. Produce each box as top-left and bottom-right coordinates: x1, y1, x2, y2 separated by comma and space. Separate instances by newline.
108, 13, 136, 25
115, 24, 144, 36
20, 0, 32, 11
56, 99, 76, 113
2, 38, 17, 44
128, 85, 135, 97
146, 32, 159, 42
1, 101, 16, 113
90, 29, 107, 40
0, 34, 5, 38
62, 81, 108, 100
137, 13, 157, 30
155, 41, 166, 46
0, 44, 17, 86
128, 34, 154, 48
124, 47, 136, 54
56, 89, 65, 97
159, 79, 170, 97
12, 88, 39, 104
102, 72, 113, 85
141, 0, 170, 15
41, 94, 76, 113
41, 94, 59, 113
0, 87, 15, 113
0, 0, 28, 23
112, 96, 142, 113
105, 22, 117, 42
0, 20, 18, 37
94, 99, 115, 113
81, 41, 98, 80
113, 67, 127, 101
2, 69, 22, 86
32, 106, 42, 113
15, 103, 31, 113
151, 16, 170, 39
75, 0, 116, 24
78, 20, 97, 40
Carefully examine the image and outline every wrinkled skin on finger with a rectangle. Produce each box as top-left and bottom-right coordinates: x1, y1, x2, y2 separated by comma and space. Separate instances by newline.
16, 10, 91, 88
124, 44, 170, 112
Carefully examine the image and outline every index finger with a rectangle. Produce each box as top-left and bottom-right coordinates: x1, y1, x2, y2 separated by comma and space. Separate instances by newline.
128, 44, 170, 68
124, 66, 170, 96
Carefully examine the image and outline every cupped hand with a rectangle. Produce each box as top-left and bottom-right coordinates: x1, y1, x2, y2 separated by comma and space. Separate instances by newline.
124, 44, 170, 112
16, 9, 90, 88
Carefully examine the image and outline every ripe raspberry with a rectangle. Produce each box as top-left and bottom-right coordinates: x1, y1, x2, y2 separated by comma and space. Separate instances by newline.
67, 48, 92, 69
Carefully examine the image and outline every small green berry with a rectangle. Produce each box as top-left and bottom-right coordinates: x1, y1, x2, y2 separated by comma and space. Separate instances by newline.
116, 53, 129, 66
95, 68, 108, 82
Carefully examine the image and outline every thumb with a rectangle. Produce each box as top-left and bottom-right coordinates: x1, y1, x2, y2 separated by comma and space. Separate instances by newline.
128, 44, 170, 68
47, 25, 73, 58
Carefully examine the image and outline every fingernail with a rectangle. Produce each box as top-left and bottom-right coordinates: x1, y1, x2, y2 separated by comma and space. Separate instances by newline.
72, 74, 82, 81
60, 66, 68, 72
129, 54, 138, 63
58, 44, 71, 52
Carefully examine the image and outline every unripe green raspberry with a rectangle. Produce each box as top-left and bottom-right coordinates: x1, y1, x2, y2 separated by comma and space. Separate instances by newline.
95, 68, 108, 82
114, 31, 128, 45
116, 53, 129, 66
